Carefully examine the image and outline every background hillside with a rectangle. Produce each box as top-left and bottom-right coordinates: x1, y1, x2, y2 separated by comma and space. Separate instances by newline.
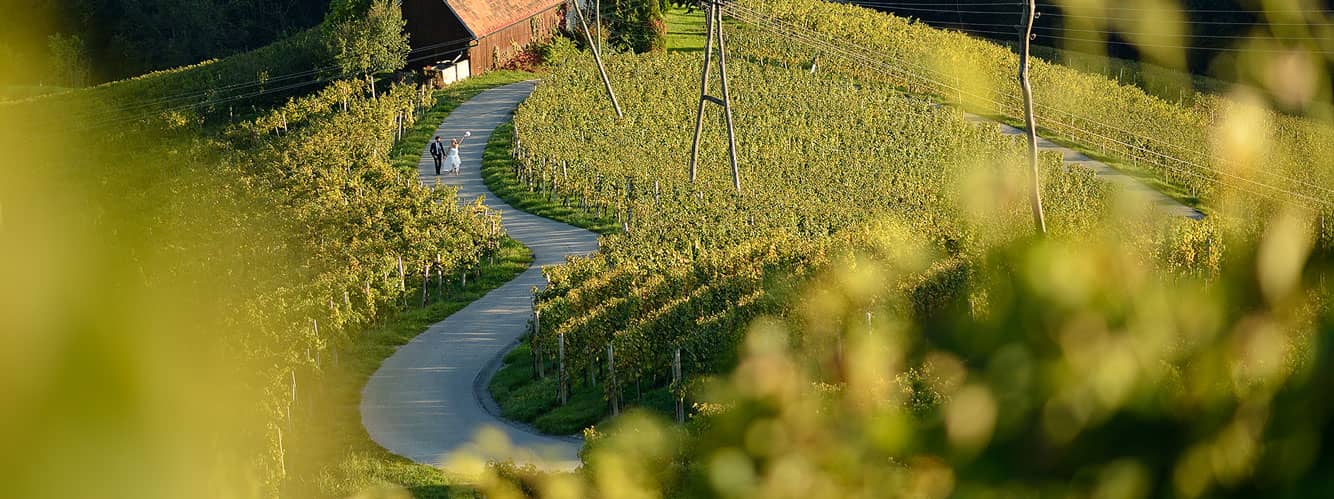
0, 0, 331, 86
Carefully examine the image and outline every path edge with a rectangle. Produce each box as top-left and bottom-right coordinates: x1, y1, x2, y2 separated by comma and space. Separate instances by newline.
473, 332, 584, 444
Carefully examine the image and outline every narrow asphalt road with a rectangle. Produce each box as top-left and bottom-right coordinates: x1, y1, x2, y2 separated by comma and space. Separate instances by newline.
360, 81, 599, 471
963, 112, 1205, 219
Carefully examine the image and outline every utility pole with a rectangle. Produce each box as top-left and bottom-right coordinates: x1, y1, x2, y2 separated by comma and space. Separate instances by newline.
1019, 0, 1047, 234
689, 0, 742, 193
574, 0, 623, 118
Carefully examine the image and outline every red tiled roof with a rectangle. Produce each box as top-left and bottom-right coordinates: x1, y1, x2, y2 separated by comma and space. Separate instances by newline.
445, 0, 565, 38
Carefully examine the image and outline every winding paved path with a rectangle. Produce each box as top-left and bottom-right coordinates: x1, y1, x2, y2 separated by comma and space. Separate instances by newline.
360, 81, 598, 471
963, 112, 1205, 219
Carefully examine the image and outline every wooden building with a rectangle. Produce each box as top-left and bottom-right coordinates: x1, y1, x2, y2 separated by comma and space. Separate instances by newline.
402, 0, 566, 76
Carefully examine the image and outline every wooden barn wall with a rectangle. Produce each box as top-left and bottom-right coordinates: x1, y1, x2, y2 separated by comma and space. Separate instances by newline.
402, 0, 472, 65
467, 4, 564, 74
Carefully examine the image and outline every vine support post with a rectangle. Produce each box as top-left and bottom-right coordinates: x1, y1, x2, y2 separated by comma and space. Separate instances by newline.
534, 344, 543, 380
535, 306, 545, 378
689, 0, 742, 193
559, 333, 567, 405
674, 348, 684, 424
835, 332, 844, 377
1018, 0, 1048, 235
420, 264, 430, 307
277, 427, 287, 477
288, 370, 297, 427
608, 343, 619, 416
573, 0, 623, 118
397, 255, 408, 308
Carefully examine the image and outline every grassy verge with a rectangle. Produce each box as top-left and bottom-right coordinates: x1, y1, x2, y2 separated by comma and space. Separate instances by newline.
666, 6, 708, 53
488, 336, 676, 435
287, 238, 533, 498
390, 70, 539, 171
480, 121, 621, 234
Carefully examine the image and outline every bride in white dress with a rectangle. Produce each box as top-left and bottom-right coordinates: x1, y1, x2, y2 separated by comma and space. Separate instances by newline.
447, 131, 471, 176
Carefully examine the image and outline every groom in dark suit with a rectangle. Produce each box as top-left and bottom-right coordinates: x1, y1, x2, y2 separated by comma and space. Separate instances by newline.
429, 136, 446, 175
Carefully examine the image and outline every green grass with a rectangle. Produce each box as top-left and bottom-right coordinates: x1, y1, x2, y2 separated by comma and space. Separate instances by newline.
286, 238, 533, 498
487, 339, 607, 435
666, 6, 708, 53
480, 121, 621, 234
488, 336, 677, 436
390, 70, 538, 171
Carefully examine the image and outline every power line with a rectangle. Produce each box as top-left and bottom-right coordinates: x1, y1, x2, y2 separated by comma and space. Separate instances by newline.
905, 18, 1327, 41
727, 3, 1334, 202
839, 0, 1332, 12
834, 1, 1332, 25
67, 35, 478, 126
721, 3, 1334, 208
837, 1, 1328, 31
74, 42, 477, 133
731, 4, 1334, 203
826, 2, 1334, 55
80, 34, 473, 121
941, 25, 1334, 54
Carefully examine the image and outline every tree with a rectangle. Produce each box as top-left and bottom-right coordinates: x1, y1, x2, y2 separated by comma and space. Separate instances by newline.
323, 0, 408, 98
46, 33, 90, 87
605, 0, 666, 54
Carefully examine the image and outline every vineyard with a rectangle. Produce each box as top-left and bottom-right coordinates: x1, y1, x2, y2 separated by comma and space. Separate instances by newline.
4, 0, 1334, 497
499, 32, 1225, 431
3, 49, 543, 494
455, 2, 1334, 497
217, 73, 534, 495
719, 0, 1334, 235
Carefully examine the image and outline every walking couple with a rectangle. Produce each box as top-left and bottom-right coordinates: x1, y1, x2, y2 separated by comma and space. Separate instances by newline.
430, 131, 471, 176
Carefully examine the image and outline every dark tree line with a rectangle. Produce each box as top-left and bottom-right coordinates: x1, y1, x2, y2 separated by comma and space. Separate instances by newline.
2, 0, 330, 85
845, 0, 1333, 78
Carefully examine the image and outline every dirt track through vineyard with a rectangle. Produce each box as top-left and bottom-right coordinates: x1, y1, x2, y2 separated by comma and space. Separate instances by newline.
360, 81, 595, 471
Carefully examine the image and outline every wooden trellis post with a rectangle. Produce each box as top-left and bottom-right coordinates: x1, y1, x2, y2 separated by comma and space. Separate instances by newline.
608, 343, 619, 416
397, 255, 407, 308
536, 307, 545, 378
559, 332, 568, 405
277, 427, 287, 477
674, 348, 684, 424
421, 264, 430, 306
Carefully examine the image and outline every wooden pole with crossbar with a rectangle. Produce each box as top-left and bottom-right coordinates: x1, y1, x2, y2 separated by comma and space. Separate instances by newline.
689, 0, 741, 192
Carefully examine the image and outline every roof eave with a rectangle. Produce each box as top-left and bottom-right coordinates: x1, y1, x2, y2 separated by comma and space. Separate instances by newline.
441, 0, 479, 39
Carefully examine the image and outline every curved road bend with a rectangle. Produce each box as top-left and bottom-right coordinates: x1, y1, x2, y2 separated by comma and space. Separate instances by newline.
361, 81, 599, 471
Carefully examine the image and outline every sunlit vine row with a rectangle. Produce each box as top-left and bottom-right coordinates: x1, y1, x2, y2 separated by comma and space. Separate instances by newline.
507, 46, 1164, 414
